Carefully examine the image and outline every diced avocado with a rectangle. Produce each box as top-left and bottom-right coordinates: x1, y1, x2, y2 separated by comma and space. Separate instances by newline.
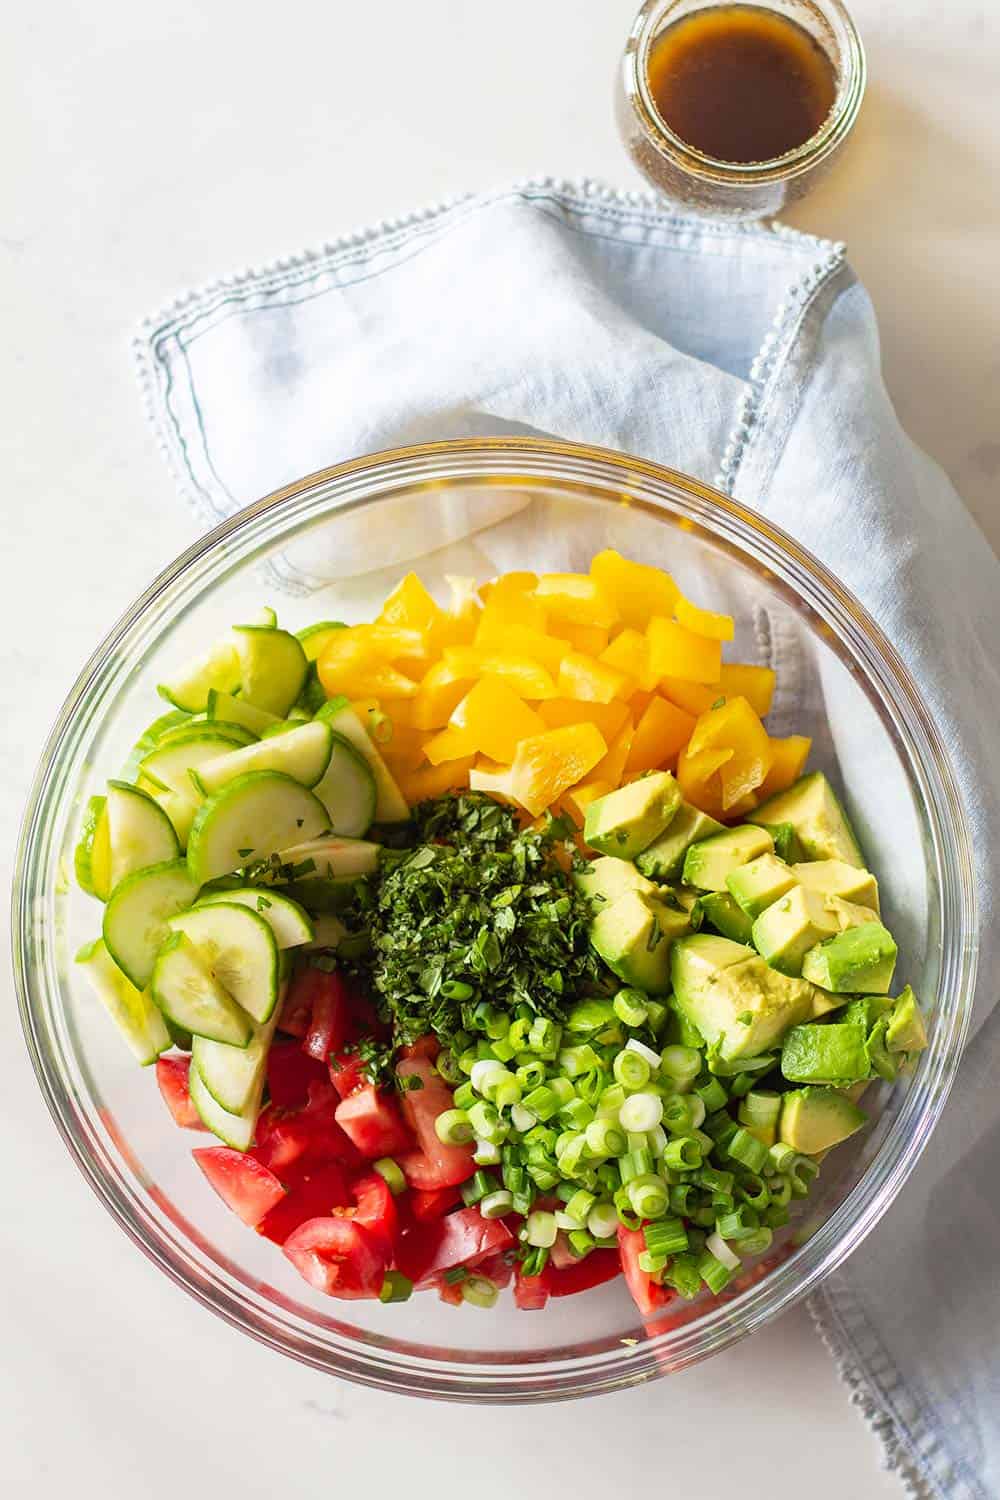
801, 922, 898, 994
697, 891, 754, 944
750, 772, 865, 868
779, 1087, 867, 1154
671, 933, 816, 1060
886, 985, 928, 1054
636, 801, 725, 880
751, 885, 840, 976
665, 994, 705, 1048
757, 821, 804, 863
781, 1021, 871, 1086
583, 772, 681, 860
574, 855, 661, 909
825, 895, 882, 931
726, 853, 799, 918
839, 995, 895, 1031
682, 825, 774, 893
670, 884, 701, 913
589, 889, 680, 994
864, 1016, 899, 1082
792, 859, 880, 913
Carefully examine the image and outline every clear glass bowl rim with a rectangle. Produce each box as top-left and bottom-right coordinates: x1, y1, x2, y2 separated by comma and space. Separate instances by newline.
13, 437, 977, 1402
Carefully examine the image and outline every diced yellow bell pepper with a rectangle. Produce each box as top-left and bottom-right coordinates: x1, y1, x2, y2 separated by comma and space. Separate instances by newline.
318, 628, 420, 699
426, 676, 545, 764
560, 778, 615, 829
468, 757, 519, 803
675, 592, 735, 642
718, 664, 776, 719
756, 734, 812, 800
557, 651, 633, 704
659, 677, 719, 716
626, 694, 697, 774
599, 628, 658, 691
378, 696, 422, 729
535, 573, 619, 629
475, 611, 568, 675
552, 622, 610, 656
397, 757, 475, 806
647, 617, 722, 684
423, 725, 478, 767
677, 744, 734, 820
379, 572, 445, 636
479, 572, 538, 606
592, 719, 634, 787
509, 724, 608, 817
589, 550, 679, 629
687, 696, 774, 812
405, 660, 476, 730
443, 647, 557, 700
478, 573, 548, 631
379, 726, 437, 773
537, 698, 630, 740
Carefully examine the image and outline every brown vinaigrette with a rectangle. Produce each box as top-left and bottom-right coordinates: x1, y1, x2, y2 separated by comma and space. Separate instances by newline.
646, 5, 837, 164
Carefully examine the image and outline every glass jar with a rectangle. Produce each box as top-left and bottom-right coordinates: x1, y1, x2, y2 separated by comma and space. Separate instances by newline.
616, 0, 866, 219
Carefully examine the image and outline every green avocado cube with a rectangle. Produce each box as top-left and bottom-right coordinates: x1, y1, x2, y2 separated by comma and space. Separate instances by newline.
839, 995, 895, 1031
781, 1021, 871, 1086
751, 885, 840, 976
671, 933, 816, 1060
726, 853, 799, 918
574, 855, 661, 910
793, 859, 880, 913
635, 800, 725, 880
696, 891, 754, 944
779, 1087, 868, 1154
801, 922, 898, 994
583, 772, 681, 860
682, 825, 774, 892
757, 821, 804, 863
750, 772, 865, 868
589, 889, 683, 995
886, 985, 928, 1053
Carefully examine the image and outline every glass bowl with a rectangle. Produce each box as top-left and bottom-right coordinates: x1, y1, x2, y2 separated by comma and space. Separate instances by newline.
13, 438, 976, 1401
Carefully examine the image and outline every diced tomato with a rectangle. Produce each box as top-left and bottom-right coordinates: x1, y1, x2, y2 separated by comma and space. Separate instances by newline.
408, 1185, 463, 1221
334, 1085, 414, 1159
155, 1056, 205, 1130
543, 1250, 621, 1298
474, 1251, 514, 1290
435, 1276, 465, 1306
398, 1034, 441, 1062
346, 1172, 399, 1260
548, 1231, 578, 1271
397, 1056, 476, 1189
283, 1216, 388, 1299
277, 980, 312, 1038
513, 1268, 549, 1311
394, 1207, 514, 1288
267, 1041, 328, 1109
617, 1224, 672, 1320
192, 1146, 286, 1227
257, 1163, 351, 1244
329, 1051, 367, 1099
254, 1081, 362, 1177
298, 968, 352, 1063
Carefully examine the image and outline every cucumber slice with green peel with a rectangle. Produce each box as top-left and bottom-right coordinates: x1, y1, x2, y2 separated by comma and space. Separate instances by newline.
192, 1008, 279, 1115
268, 834, 380, 882
140, 729, 254, 794
158, 636, 242, 713
315, 697, 409, 823
302, 913, 348, 949
187, 1047, 259, 1150
102, 858, 200, 988
165, 1017, 193, 1051
206, 689, 280, 736
186, 771, 330, 886
296, 620, 346, 663
232, 625, 308, 717
151, 931, 253, 1046
193, 721, 333, 797
105, 780, 180, 887
120, 708, 192, 780
75, 937, 172, 1064
143, 782, 200, 850
158, 718, 253, 750
314, 731, 377, 838
168, 902, 279, 1022
75, 794, 112, 900
294, 665, 329, 717
195, 887, 314, 948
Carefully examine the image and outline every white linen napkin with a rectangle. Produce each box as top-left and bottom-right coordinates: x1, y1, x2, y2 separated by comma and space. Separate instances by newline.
136, 178, 1000, 1500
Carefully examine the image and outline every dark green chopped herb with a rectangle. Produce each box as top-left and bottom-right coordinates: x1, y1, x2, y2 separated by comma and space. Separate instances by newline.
238, 848, 253, 858
711, 697, 726, 710
737, 1010, 753, 1026
255, 895, 272, 911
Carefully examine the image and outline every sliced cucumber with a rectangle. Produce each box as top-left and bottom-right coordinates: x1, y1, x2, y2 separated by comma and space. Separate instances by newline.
186, 771, 330, 886
120, 708, 192, 780
232, 625, 308, 716
313, 731, 376, 838
271, 834, 380, 881
315, 697, 409, 823
75, 937, 171, 1064
75, 794, 112, 900
188, 1046, 259, 1150
140, 728, 254, 794
296, 620, 346, 663
303, 913, 348, 949
158, 635, 242, 713
295, 665, 328, 716
102, 858, 200, 988
206, 689, 280, 736
193, 721, 333, 797
105, 780, 180, 888
195, 886, 314, 948
168, 902, 279, 1023
151, 931, 253, 1046
192, 1007, 279, 1115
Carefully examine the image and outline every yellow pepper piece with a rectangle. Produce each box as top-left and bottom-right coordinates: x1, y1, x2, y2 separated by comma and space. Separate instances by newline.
589, 550, 679, 629
443, 647, 557, 700
405, 660, 476, 730
424, 725, 479, 767
468, 757, 518, 803
509, 724, 608, 817
677, 744, 734, 820
659, 677, 720, 716
675, 592, 735, 642
552, 622, 610, 656
599, 628, 658, 692
397, 757, 475, 806
475, 611, 568, 675
718, 664, 776, 719
687, 696, 774, 812
557, 651, 633, 704
379, 726, 437, 774
480, 571, 538, 605
592, 719, 634, 788
560, 778, 615, 829
478, 573, 548, 631
535, 573, 619, 629
647, 617, 722, 684
626, 694, 697, 774
379, 572, 445, 635
756, 734, 812, 800
429, 676, 545, 764
318, 628, 419, 699
537, 698, 631, 740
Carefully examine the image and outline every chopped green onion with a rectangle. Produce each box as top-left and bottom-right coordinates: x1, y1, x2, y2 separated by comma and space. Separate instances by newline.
461, 1275, 499, 1308
558, 1043, 601, 1077
661, 1093, 699, 1135
443, 1265, 468, 1284
706, 1230, 741, 1270
474, 1137, 502, 1166
491, 1036, 516, 1063
638, 1248, 669, 1274
479, 1189, 514, 1219
372, 1157, 407, 1196
619, 1092, 663, 1133
565, 1187, 596, 1223
764, 1202, 790, 1228
768, 1174, 793, 1207
585, 1117, 627, 1158
435, 1050, 464, 1085
575, 1067, 607, 1106
461, 1169, 498, 1206
520, 1245, 549, 1277
662, 1135, 704, 1171
612, 1186, 643, 1230
618, 1146, 655, 1183
659, 1045, 701, 1091
586, 1200, 620, 1239
452, 1081, 476, 1112
767, 1142, 798, 1174
524, 1210, 558, 1248
644, 999, 669, 1035
522, 1084, 560, 1121
665, 1253, 702, 1299
726, 1126, 769, 1173
695, 1076, 728, 1112
567, 1229, 595, 1259
516, 1059, 546, 1092
627, 1172, 669, 1219
467, 1099, 506, 1143
644, 1217, 689, 1257
696, 1164, 734, 1196
787, 1153, 820, 1198
625, 1037, 661, 1070
510, 1103, 537, 1133
506, 1018, 532, 1052
458, 1048, 479, 1075
435, 1108, 475, 1146
735, 1172, 770, 1210
613, 987, 649, 1027
528, 1016, 562, 1058
597, 1082, 628, 1118
379, 1271, 413, 1303
716, 1205, 759, 1240
554, 1131, 589, 1176
737, 1225, 774, 1256
548, 1076, 575, 1108
560, 1097, 595, 1130
646, 1123, 668, 1158
698, 1249, 733, 1294
669, 1183, 695, 1215
613, 1049, 651, 1090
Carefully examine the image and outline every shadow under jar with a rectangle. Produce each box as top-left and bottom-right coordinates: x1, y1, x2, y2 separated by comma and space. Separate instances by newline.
617, 0, 866, 219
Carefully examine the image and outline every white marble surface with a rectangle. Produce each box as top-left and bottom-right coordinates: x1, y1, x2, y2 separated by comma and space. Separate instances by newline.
4, 2, 997, 1495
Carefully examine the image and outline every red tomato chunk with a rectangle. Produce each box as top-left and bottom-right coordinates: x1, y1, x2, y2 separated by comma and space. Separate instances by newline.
193, 1147, 285, 1227
395, 1208, 514, 1288
155, 1055, 205, 1131
334, 1085, 414, 1159
283, 1217, 387, 1299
